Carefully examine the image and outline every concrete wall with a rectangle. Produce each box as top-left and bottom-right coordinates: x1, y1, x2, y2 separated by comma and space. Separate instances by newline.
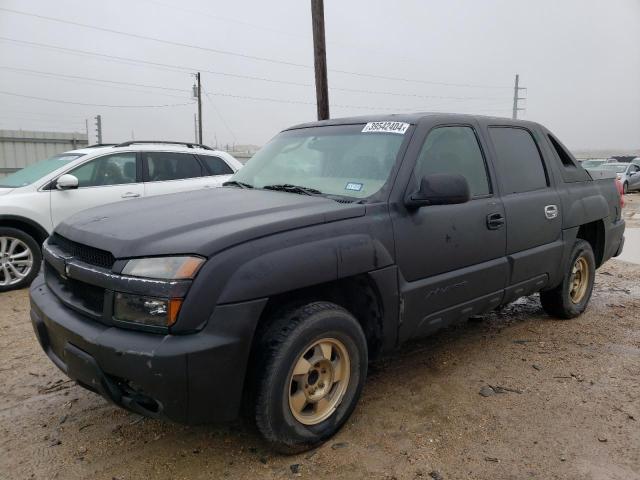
0, 130, 88, 176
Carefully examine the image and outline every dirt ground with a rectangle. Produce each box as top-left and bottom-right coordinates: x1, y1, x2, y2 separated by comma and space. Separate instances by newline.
1, 198, 639, 480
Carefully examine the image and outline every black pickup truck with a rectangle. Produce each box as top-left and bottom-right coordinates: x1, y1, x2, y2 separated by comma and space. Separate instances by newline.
30, 113, 625, 452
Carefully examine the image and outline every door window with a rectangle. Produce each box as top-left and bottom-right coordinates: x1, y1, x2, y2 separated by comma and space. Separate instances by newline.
144, 152, 203, 181
199, 155, 234, 175
489, 127, 548, 194
68, 153, 137, 187
414, 126, 491, 197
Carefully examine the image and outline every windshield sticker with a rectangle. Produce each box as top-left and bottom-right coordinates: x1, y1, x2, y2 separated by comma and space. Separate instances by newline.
362, 121, 410, 134
345, 182, 363, 192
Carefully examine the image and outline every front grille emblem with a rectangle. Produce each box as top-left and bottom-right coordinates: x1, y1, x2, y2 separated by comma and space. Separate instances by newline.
65, 264, 71, 276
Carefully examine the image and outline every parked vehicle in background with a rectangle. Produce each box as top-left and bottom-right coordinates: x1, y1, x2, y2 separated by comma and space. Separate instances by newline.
632, 157, 640, 167
30, 113, 625, 452
607, 156, 635, 163
580, 159, 607, 169
593, 162, 640, 194
0, 141, 241, 291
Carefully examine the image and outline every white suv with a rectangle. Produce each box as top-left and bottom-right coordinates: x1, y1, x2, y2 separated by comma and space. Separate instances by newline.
0, 141, 242, 291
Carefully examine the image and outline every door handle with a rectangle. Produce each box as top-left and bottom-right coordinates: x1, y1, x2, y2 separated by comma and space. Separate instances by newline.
544, 204, 559, 219
486, 213, 505, 230
121, 192, 140, 198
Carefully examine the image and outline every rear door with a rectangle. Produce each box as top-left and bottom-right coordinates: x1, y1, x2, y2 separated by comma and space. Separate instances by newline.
142, 151, 210, 197
485, 126, 562, 298
50, 152, 143, 228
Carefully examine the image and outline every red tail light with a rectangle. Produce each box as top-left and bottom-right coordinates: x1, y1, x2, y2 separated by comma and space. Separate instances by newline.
615, 178, 624, 209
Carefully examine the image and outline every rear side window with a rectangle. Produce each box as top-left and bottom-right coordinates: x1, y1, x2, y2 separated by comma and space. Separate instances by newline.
144, 152, 203, 181
489, 127, 548, 194
548, 134, 577, 168
200, 155, 233, 175
414, 126, 491, 197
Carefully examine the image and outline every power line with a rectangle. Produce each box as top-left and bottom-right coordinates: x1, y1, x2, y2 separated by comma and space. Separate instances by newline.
0, 91, 196, 108
0, 65, 192, 99
203, 92, 237, 143
0, 65, 190, 94
204, 90, 511, 112
0, 38, 510, 102
0, 8, 511, 89
0, 7, 308, 68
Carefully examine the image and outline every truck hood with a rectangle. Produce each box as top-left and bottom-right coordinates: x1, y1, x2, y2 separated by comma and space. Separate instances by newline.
56, 187, 365, 259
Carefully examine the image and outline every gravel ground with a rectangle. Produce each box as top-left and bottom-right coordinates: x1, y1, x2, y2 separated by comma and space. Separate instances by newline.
1, 196, 638, 480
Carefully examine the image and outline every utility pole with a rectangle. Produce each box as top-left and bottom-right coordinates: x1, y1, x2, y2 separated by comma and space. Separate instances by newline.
311, 0, 329, 120
194, 113, 198, 143
94, 115, 102, 143
512, 74, 526, 119
193, 73, 203, 144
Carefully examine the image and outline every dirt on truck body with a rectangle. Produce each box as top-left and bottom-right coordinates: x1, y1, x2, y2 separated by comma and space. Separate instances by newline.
1, 257, 639, 479
27, 113, 627, 454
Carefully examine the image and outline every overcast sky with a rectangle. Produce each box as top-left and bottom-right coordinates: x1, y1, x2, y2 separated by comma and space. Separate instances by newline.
0, 0, 638, 151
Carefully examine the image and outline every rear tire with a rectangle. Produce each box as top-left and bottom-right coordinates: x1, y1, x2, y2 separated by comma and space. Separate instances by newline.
0, 228, 41, 292
540, 239, 595, 319
253, 302, 368, 453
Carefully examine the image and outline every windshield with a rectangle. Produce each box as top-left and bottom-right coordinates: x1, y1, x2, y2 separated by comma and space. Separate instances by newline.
229, 124, 409, 199
595, 164, 627, 173
0, 154, 84, 188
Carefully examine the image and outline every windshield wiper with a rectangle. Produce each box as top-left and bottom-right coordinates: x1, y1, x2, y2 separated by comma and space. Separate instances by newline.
262, 184, 323, 196
222, 180, 254, 189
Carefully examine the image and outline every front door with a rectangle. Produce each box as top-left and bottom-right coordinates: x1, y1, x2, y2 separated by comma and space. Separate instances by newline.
393, 124, 508, 341
50, 152, 143, 228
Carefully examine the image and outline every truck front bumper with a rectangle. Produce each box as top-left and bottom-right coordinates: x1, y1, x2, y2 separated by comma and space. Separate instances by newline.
30, 274, 266, 424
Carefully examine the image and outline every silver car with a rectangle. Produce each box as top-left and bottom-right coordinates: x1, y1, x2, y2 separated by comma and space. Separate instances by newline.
594, 162, 640, 194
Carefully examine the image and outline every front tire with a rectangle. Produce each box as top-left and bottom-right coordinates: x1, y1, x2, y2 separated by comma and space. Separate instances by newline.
0, 228, 41, 292
253, 302, 368, 453
540, 239, 595, 319
623, 182, 629, 194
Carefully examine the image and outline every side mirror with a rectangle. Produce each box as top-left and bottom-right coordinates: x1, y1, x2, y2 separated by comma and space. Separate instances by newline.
56, 174, 79, 190
405, 173, 471, 209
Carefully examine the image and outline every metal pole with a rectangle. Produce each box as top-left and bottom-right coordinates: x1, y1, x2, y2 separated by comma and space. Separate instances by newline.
95, 115, 102, 143
311, 0, 330, 120
512, 74, 526, 119
512, 74, 519, 119
194, 113, 198, 143
197, 72, 203, 143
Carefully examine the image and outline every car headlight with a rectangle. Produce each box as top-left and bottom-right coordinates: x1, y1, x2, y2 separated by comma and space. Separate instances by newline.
115, 256, 205, 329
114, 292, 183, 328
121, 256, 204, 280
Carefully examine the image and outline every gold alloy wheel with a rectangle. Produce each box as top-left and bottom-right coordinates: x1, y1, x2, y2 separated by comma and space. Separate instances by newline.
287, 338, 351, 426
569, 256, 590, 304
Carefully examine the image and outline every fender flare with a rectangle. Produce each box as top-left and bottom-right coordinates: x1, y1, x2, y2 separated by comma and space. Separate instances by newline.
217, 233, 394, 304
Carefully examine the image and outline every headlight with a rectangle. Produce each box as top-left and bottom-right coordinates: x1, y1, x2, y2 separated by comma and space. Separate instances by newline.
114, 292, 183, 328
122, 256, 204, 280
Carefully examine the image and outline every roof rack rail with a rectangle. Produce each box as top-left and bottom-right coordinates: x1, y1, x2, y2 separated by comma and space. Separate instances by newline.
84, 143, 118, 148
114, 141, 213, 150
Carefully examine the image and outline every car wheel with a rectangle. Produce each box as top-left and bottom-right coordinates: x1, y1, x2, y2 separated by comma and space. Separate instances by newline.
540, 239, 595, 319
0, 228, 41, 292
623, 182, 629, 194
253, 302, 368, 453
